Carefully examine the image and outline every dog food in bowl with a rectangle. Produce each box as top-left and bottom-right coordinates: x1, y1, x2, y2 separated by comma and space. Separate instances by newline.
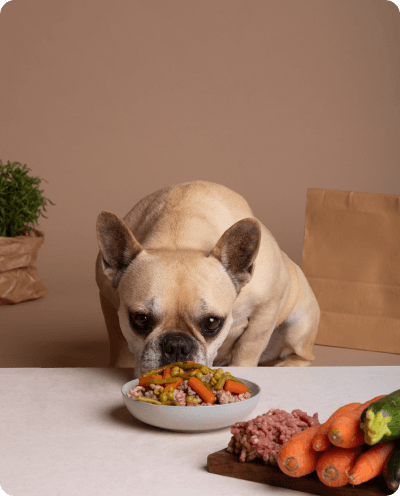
127, 361, 251, 406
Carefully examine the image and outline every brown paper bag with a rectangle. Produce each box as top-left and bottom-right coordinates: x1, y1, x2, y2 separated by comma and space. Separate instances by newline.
301, 188, 400, 354
0, 227, 48, 305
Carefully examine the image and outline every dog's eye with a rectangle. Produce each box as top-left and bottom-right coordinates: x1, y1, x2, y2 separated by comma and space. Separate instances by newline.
129, 312, 154, 334
202, 316, 222, 336
133, 314, 149, 327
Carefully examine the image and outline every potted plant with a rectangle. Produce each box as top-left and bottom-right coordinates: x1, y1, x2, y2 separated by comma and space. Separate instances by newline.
0, 160, 55, 305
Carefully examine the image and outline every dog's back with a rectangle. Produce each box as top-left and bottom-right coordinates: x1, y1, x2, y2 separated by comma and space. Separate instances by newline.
122, 181, 255, 251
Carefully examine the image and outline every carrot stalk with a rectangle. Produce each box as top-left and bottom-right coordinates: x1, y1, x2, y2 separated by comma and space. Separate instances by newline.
313, 403, 362, 452
348, 442, 395, 485
188, 376, 216, 404
316, 446, 362, 487
278, 425, 320, 477
328, 395, 387, 449
223, 380, 249, 395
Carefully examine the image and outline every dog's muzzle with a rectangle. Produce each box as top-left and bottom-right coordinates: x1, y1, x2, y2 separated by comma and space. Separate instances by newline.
160, 333, 195, 364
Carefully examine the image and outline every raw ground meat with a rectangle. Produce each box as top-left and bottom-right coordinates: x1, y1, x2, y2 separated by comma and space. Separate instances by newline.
227, 409, 320, 465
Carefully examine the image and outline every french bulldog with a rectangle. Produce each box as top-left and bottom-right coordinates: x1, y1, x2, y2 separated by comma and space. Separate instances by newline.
95, 180, 320, 377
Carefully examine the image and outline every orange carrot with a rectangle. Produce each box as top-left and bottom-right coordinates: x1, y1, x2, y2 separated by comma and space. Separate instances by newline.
316, 446, 362, 487
164, 377, 183, 393
163, 367, 172, 379
328, 395, 386, 449
138, 374, 163, 387
188, 376, 216, 404
223, 380, 249, 395
278, 425, 320, 477
313, 403, 362, 451
348, 442, 395, 485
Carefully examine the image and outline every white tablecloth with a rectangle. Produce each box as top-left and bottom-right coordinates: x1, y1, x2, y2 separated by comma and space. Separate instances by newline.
1, 366, 398, 496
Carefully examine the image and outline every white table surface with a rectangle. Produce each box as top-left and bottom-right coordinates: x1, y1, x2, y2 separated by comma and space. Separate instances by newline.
1, 366, 398, 496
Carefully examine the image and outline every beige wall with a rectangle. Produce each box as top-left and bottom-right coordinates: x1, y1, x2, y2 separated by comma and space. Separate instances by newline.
1, 0, 399, 366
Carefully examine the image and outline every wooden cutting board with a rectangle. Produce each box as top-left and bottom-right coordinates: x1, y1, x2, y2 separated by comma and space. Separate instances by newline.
207, 449, 392, 496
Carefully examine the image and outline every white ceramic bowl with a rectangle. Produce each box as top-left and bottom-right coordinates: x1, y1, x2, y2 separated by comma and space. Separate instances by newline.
121, 377, 261, 432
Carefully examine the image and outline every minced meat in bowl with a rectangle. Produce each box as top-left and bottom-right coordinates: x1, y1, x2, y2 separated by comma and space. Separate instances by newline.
121, 362, 261, 431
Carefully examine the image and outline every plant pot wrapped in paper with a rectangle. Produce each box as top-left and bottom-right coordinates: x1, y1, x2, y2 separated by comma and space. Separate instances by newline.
0, 160, 55, 305
0, 226, 48, 305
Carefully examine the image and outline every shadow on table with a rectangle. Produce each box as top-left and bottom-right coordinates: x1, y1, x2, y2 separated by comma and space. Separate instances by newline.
107, 404, 231, 438
108, 404, 195, 436
109, 405, 158, 432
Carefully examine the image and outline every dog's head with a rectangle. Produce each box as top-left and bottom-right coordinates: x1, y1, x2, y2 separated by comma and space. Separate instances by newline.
96, 212, 261, 376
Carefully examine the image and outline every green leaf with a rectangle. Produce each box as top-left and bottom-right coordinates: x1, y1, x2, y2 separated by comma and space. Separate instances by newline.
0, 160, 55, 237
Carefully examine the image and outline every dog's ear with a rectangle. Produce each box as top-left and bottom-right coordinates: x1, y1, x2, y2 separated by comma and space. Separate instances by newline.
96, 211, 142, 288
210, 218, 261, 293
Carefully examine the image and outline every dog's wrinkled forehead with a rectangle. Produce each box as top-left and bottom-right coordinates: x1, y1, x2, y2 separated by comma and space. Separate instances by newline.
118, 249, 236, 314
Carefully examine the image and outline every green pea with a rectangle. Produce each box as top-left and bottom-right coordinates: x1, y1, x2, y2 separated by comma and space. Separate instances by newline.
195, 371, 203, 380
200, 366, 210, 375
167, 391, 174, 400
186, 396, 194, 403
142, 362, 211, 377
171, 367, 180, 376
213, 372, 222, 380
159, 392, 168, 402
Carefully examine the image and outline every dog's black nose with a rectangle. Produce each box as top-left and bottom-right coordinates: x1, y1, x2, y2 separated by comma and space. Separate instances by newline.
160, 333, 194, 363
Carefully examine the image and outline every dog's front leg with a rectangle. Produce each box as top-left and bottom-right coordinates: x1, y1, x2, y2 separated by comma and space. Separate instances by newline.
229, 304, 280, 367
99, 292, 135, 368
